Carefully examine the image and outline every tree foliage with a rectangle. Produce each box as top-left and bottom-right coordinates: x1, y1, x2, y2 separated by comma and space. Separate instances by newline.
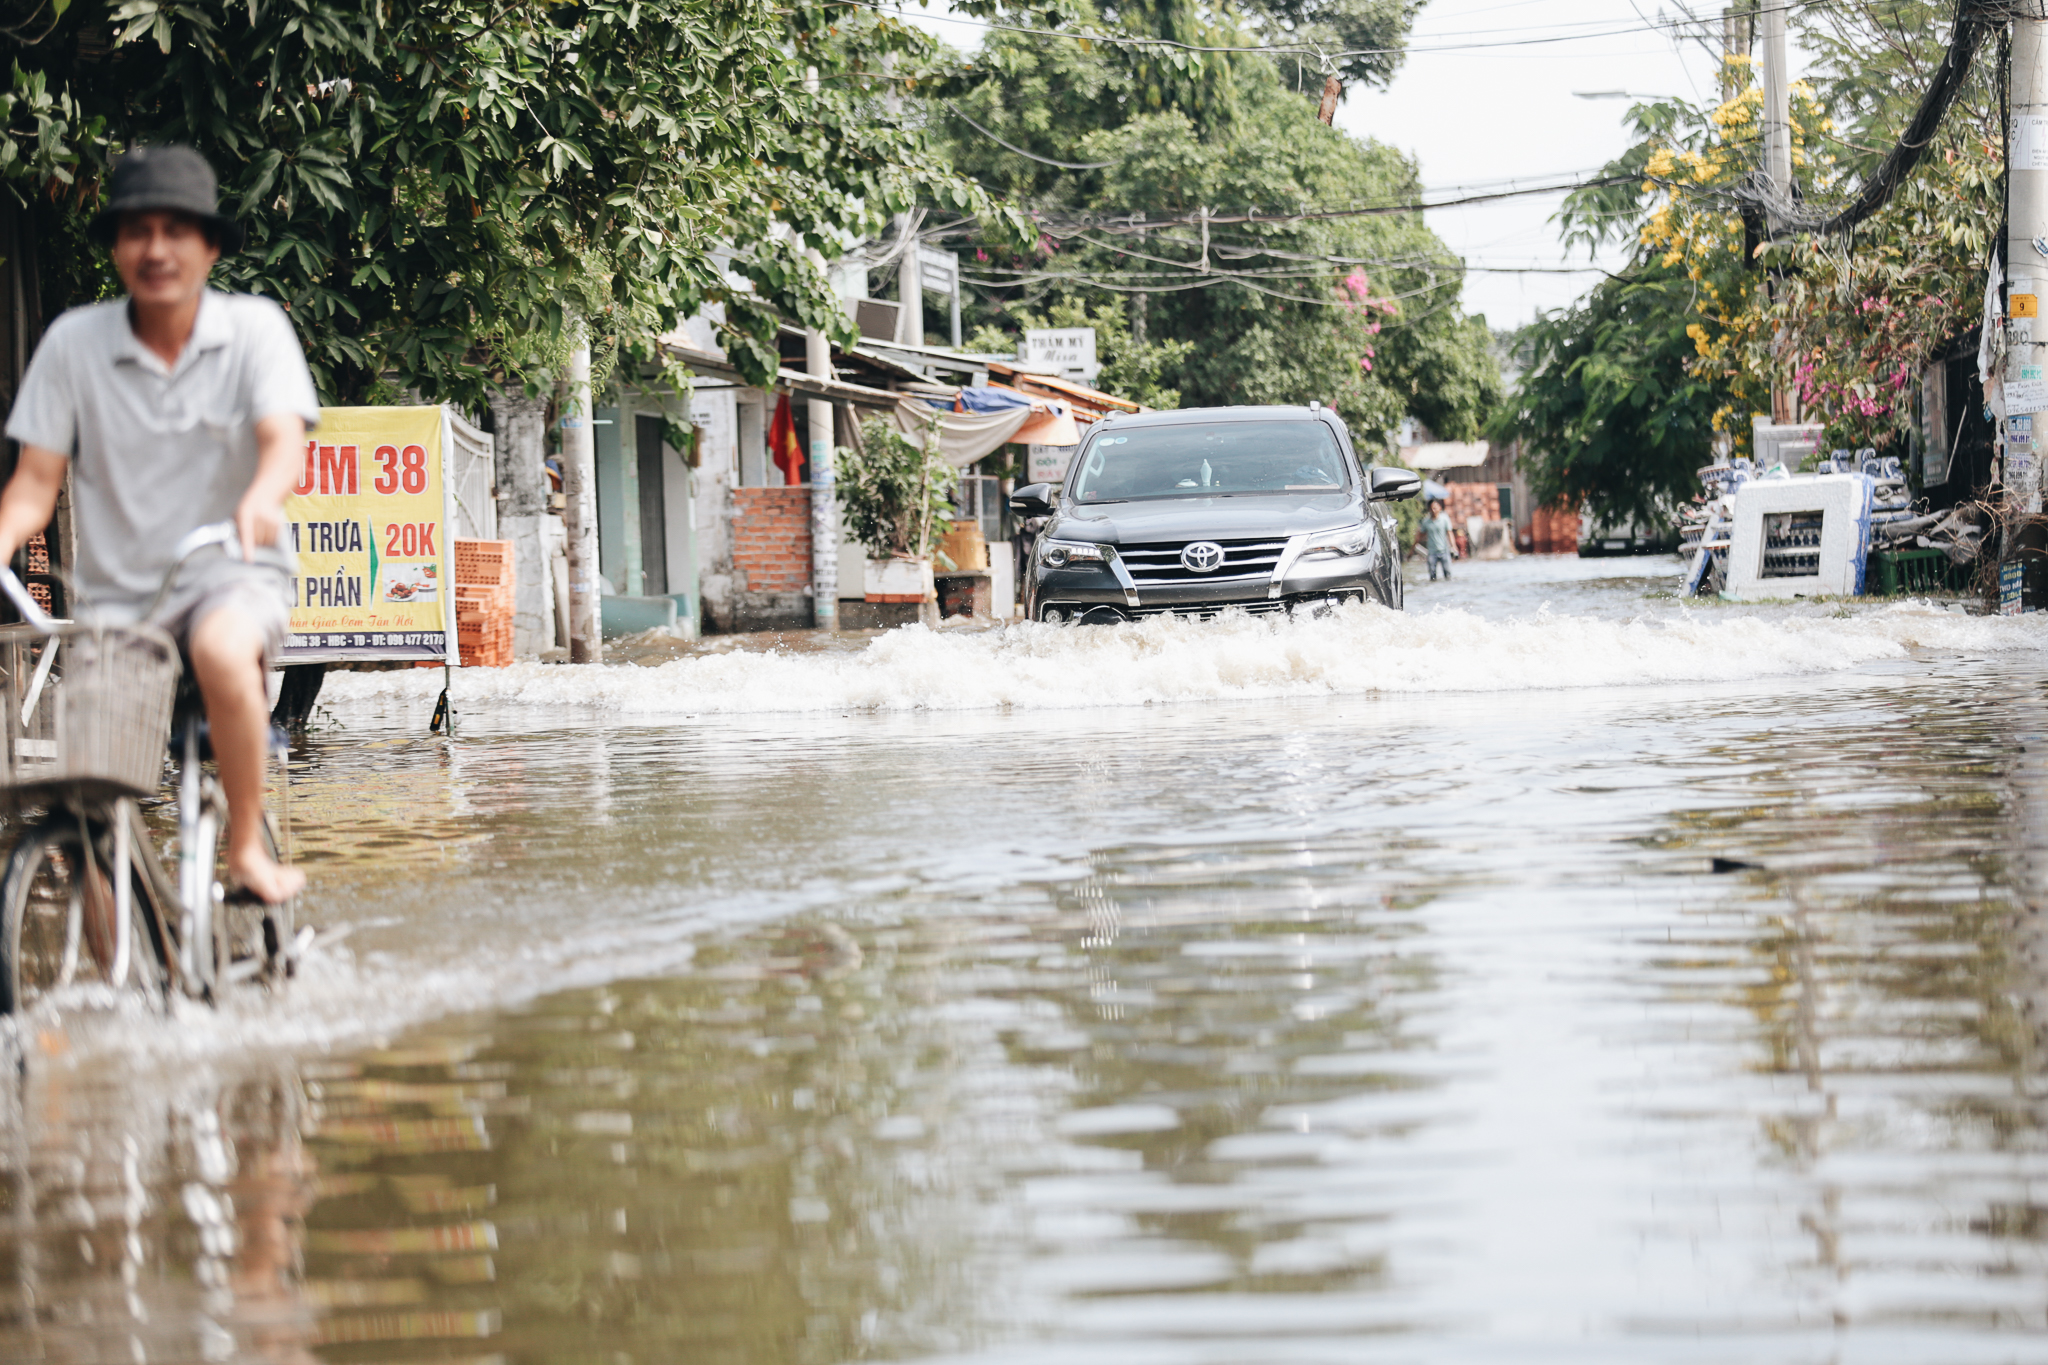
1501, 263, 1732, 528
841, 415, 959, 560
0, 0, 1024, 405
1515, 0, 2001, 520
929, 7, 1501, 444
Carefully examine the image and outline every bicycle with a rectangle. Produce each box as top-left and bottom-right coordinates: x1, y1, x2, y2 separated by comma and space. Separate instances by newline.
0, 522, 302, 1017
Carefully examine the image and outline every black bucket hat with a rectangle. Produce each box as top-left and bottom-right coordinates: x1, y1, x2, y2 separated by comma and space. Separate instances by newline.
89, 145, 244, 252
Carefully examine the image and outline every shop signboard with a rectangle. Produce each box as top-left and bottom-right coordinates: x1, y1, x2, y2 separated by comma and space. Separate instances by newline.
1023, 328, 1099, 381
280, 405, 457, 664
1027, 442, 1074, 485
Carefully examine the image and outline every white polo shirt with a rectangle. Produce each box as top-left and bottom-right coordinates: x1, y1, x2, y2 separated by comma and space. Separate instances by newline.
5, 290, 320, 619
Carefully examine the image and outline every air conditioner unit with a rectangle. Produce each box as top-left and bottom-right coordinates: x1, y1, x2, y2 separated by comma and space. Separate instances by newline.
1723, 473, 1875, 600
855, 298, 903, 342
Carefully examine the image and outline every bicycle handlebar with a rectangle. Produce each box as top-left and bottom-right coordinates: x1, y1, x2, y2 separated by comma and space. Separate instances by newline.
0, 562, 54, 633
0, 519, 264, 636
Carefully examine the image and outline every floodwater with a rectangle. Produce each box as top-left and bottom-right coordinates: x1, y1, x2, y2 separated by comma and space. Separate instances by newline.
8, 556, 2048, 1363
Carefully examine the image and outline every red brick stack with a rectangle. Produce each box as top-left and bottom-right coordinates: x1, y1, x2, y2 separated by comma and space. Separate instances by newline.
454, 539, 515, 667
23, 532, 50, 615
1442, 483, 1501, 524
1530, 504, 1583, 555
731, 487, 814, 593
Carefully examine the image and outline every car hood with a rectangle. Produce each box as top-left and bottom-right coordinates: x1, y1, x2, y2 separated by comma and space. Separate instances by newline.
1050, 493, 1363, 544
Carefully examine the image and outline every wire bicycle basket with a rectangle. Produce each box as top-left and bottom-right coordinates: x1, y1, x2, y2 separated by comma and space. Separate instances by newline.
0, 622, 179, 801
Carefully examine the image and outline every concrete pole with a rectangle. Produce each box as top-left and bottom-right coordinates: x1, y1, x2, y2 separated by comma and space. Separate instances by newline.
561, 334, 602, 662
807, 253, 839, 631
898, 229, 921, 346
1720, 6, 1744, 103
2008, 15, 2048, 513
1760, 0, 1795, 424
1760, 1, 1792, 210
486, 388, 555, 658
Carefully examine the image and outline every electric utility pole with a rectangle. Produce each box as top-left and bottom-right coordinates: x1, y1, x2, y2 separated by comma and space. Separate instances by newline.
805, 292, 839, 631
1760, 0, 1795, 424
2006, 12, 2048, 513
804, 64, 840, 631
1720, 5, 1748, 102
561, 334, 601, 663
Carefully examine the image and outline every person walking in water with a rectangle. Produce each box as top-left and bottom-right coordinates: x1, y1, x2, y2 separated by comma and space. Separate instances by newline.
1423, 498, 1455, 582
0, 145, 314, 904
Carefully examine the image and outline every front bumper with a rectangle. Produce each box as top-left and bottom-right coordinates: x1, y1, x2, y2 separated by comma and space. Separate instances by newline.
1030, 538, 1384, 621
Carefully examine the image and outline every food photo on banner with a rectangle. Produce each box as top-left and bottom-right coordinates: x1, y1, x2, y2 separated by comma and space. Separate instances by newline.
282, 405, 456, 664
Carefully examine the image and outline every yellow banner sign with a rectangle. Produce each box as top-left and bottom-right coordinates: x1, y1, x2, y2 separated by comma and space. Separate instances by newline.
282, 405, 454, 663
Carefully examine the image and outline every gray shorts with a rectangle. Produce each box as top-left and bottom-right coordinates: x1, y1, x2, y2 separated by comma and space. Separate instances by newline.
151, 560, 292, 665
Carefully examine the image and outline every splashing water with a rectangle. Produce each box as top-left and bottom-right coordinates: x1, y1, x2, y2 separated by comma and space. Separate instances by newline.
324, 600, 2048, 718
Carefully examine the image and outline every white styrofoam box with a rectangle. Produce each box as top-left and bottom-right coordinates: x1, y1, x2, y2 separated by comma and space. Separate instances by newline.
989, 540, 1017, 618
1723, 474, 1875, 601
864, 557, 935, 602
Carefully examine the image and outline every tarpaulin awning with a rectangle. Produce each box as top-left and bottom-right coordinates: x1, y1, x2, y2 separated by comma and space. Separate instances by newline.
954, 385, 1035, 414
1406, 441, 1491, 470
1011, 407, 1081, 447
960, 383, 1080, 447
889, 396, 1030, 467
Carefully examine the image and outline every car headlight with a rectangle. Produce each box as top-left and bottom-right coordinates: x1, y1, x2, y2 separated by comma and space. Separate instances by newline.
1299, 524, 1372, 559
1041, 539, 1108, 568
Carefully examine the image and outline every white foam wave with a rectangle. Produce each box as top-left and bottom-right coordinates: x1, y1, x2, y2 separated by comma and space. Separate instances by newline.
319, 603, 2048, 718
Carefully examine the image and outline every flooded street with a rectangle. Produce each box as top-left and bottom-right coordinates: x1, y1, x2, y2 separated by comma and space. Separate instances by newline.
9, 556, 2048, 1363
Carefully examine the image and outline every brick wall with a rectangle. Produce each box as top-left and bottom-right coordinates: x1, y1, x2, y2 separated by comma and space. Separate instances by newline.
1442, 482, 1501, 523
1530, 504, 1582, 555
732, 487, 813, 593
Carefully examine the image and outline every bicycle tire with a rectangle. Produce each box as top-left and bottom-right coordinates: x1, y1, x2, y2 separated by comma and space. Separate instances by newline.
0, 814, 172, 1017
187, 778, 299, 997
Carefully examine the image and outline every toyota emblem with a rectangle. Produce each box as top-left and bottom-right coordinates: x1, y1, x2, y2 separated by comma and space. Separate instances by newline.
1180, 541, 1226, 574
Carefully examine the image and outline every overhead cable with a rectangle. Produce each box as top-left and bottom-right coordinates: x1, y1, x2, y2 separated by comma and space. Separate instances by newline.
1015, 174, 1637, 237
1748, 0, 2004, 236
871, 0, 1844, 63
942, 102, 1116, 169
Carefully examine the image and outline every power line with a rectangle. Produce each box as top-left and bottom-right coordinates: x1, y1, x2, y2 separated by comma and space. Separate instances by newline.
1753, 0, 2001, 236
942, 102, 1114, 170
1013, 174, 1638, 237
873, 0, 1846, 64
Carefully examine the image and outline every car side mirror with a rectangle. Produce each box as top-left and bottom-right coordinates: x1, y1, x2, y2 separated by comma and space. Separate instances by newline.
1369, 467, 1422, 502
1010, 483, 1057, 517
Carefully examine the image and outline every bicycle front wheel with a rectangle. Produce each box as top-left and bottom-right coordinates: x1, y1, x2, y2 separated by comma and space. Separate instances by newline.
0, 813, 172, 1017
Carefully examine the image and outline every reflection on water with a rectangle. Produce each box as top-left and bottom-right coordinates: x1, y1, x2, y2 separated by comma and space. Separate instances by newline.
7, 644, 2048, 1359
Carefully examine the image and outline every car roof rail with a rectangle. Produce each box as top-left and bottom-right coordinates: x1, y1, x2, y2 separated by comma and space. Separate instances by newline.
1309, 400, 1321, 412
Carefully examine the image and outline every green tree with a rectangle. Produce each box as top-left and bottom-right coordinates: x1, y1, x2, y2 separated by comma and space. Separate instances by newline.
1500, 262, 1731, 529
841, 415, 958, 560
0, 0, 1023, 404
1534, 0, 2000, 482
933, 12, 1500, 443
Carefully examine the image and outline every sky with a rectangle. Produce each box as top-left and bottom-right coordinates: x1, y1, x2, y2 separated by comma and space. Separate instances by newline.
1339, 0, 1798, 328
892, 0, 1819, 330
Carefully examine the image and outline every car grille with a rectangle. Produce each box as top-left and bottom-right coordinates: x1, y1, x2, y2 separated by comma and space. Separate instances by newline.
1118, 537, 1288, 587
1128, 600, 1288, 620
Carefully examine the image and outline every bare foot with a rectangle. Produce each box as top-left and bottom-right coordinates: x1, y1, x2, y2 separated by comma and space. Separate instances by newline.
227, 843, 305, 905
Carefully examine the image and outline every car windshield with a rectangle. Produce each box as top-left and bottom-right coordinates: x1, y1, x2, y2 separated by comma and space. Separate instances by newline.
1070, 421, 1350, 502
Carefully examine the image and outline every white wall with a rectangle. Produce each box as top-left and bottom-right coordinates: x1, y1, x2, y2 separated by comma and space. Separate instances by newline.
691, 386, 738, 628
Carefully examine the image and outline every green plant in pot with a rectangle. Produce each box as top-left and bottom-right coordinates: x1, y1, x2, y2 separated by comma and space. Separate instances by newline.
840, 414, 960, 602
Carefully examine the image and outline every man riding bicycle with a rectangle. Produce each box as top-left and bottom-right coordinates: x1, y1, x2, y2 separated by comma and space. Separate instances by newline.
0, 145, 314, 905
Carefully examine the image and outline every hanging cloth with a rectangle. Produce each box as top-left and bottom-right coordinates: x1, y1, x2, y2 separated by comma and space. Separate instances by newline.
768, 392, 805, 485
888, 395, 1030, 467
